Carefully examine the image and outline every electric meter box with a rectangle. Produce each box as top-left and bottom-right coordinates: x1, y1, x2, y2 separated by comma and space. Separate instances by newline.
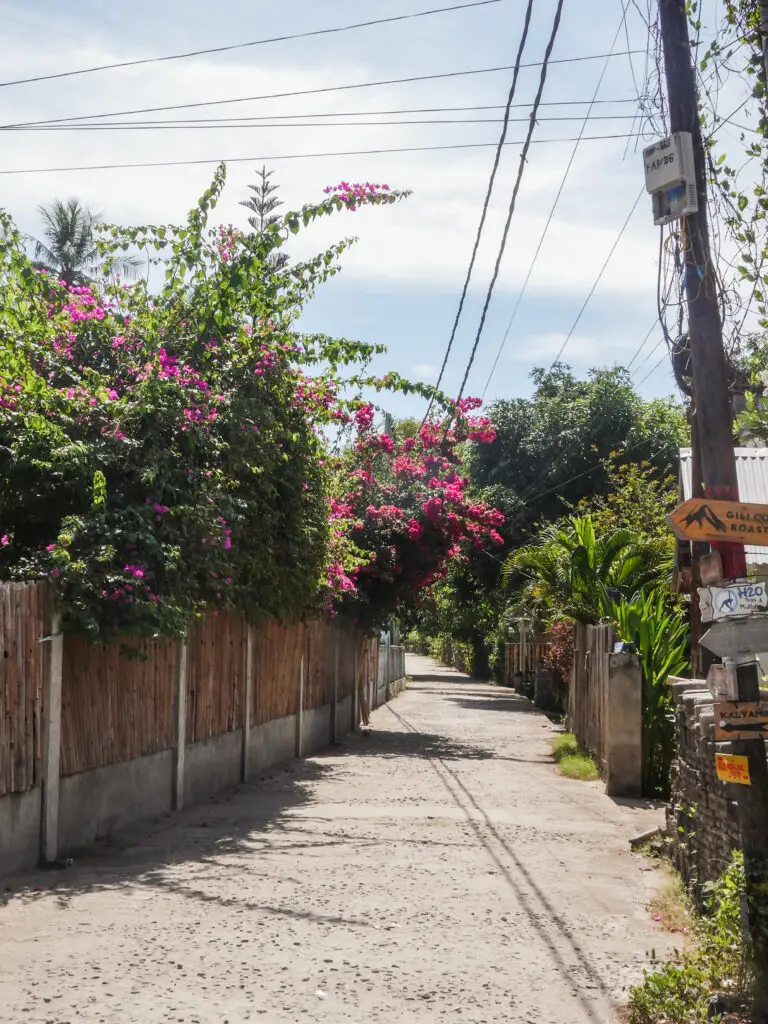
643, 132, 698, 226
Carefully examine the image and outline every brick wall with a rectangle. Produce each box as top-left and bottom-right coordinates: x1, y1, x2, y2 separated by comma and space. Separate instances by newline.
667, 680, 742, 904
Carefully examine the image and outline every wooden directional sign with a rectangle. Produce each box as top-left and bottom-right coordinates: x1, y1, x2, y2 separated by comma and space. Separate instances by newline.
715, 701, 768, 741
699, 614, 768, 659
668, 498, 768, 546
698, 581, 768, 622
715, 753, 752, 786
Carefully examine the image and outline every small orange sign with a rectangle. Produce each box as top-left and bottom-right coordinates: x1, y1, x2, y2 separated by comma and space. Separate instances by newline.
715, 753, 752, 786
668, 498, 768, 546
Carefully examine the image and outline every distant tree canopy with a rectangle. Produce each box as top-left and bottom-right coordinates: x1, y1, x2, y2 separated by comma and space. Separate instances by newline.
466, 364, 688, 553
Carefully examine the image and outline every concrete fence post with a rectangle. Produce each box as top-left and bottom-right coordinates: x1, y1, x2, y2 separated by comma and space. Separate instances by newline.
352, 648, 359, 732
241, 625, 253, 782
331, 633, 339, 744
173, 638, 188, 811
40, 604, 63, 864
605, 652, 643, 797
295, 656, 304, 757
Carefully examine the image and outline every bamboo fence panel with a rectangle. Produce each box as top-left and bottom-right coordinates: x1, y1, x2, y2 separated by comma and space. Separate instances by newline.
186, 611, 245, 743
0, 582, 47, 796
337, 624, 358, 700
302, 619, 336, 711
60, 635, 178, 777
252, 620, 305, 725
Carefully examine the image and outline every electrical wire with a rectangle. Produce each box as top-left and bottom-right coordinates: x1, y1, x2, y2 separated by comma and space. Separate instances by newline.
510, 427, 670, 511
449, 0, 566, 421
634, 352, 667, 387
480, 0, 633, 399
548, 184, 645, 367
421, 0, 535, 427
0, 133, 652, 176
0, 99, 640, 130
0, 1, 504, 89
3, 113, 645, 133
625, 319, 658, 370
2, 50, 646, 130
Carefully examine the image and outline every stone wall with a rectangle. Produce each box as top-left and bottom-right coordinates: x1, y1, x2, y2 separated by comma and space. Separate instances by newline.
667, 679, 742, 904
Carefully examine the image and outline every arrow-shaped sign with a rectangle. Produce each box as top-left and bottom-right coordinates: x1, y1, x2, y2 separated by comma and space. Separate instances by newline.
668, 498, 768, 546
700, 615, 768, 659
715, 701, 768, 741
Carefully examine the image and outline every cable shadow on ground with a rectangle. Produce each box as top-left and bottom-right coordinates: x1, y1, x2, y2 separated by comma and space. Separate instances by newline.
384, 702, 613, 1022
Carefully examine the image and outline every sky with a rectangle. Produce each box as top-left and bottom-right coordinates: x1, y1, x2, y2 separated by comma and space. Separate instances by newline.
0, 0, 756, 420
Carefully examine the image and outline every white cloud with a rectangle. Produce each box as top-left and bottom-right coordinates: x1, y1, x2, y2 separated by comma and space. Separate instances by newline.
0, 22, 661, 306
411, 362, 438, 378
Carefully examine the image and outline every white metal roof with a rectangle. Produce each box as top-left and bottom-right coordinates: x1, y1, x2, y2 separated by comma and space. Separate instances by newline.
680, 447, 768, 567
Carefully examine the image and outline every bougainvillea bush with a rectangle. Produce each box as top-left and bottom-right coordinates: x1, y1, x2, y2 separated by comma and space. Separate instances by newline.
0, 167, 503, 640
0, 169, 410, 639
327, 398, 504, 630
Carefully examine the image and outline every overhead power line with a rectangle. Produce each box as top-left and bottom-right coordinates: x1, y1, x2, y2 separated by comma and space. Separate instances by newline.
481, 0, 632, 398
423, 0, 536, 425
517, 427, 669, 508
451, 0, 566, 415
0, 99, 640, 131
549, 184, 645, 367
625, 318, 658, 370
0, 1, 504, 89
0, 133, 651, 176
3, 113, 644, 133
2, 50, 645, 130
634, 351, 667, 387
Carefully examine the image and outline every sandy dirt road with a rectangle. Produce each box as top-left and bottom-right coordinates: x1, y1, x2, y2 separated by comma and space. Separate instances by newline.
0, 655, 672, 1023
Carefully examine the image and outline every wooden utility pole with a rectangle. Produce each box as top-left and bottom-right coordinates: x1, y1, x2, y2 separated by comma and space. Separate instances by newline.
760, 3, 768, 91
659, 2, 768, 1014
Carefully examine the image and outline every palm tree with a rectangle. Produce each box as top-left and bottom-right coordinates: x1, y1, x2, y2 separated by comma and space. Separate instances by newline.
503, 515, 672, 624
32, 198, 140, 286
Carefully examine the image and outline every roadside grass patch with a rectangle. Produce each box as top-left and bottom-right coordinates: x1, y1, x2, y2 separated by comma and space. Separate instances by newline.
558, 753, 600, 781
551, 732, 579, 761
551, 733, 599, 780
647, 868, 694, 937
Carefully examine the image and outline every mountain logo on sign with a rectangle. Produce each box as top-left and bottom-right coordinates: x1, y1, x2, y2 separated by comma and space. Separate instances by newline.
683, 503, 728, 534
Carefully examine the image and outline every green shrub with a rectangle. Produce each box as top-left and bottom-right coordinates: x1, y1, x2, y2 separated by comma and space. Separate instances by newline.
557, 753, 600, 781
628, 957, 710, 1024
551, 732, 579, 762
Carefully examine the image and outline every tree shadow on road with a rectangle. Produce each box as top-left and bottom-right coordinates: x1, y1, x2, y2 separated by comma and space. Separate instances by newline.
444, 694, 542, 715
406, 671, 473, 684
1, 758, 347, 913
0, 720, 498, 917
340, 727, 497, 762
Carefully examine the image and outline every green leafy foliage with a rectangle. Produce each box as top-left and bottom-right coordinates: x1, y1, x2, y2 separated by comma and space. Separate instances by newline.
570, 455, 679, 542
629, 851, 755, 1023
504, 515, 672, 625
